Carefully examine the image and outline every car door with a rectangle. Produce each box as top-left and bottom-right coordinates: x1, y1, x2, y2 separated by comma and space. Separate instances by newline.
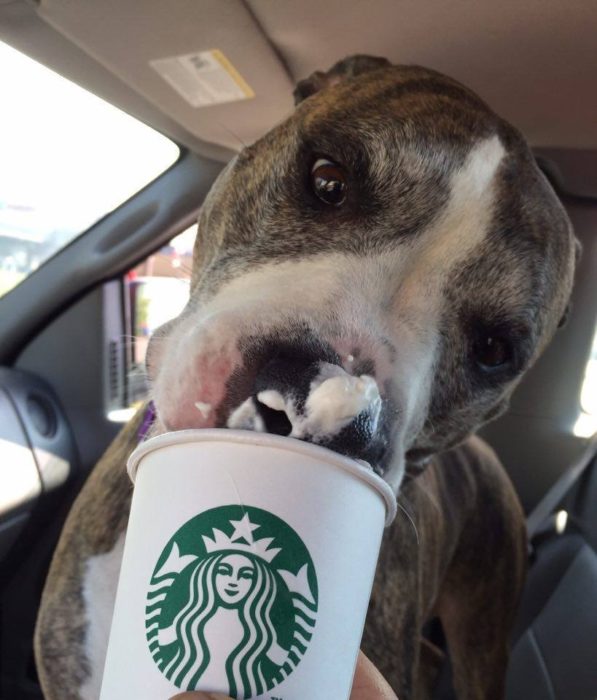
0, 39, 222, 698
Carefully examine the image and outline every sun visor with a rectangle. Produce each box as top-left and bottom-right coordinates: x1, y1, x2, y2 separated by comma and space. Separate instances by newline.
38, 0, 295, 154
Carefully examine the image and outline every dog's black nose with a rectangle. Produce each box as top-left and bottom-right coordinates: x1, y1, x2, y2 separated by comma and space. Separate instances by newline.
247, 353, 387, 465
253, 356, 321, 436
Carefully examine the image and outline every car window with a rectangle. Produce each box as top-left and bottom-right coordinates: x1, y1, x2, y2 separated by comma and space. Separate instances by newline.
575, 324, 597, 437
106, 225, 195, 422
0, 41, 180, 299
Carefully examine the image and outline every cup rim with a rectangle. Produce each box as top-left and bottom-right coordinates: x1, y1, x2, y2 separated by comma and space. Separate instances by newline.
127, 429, 397, 525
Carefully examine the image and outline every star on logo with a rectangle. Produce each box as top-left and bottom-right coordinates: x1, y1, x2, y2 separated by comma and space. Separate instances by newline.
202, 514, 281, 562
229, 513, 261, 544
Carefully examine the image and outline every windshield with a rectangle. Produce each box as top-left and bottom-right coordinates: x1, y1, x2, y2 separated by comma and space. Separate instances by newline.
0, 41, 180, 299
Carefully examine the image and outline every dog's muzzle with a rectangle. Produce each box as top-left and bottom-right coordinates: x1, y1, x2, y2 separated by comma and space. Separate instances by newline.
150, 315, 398, 476
222, 339, 392, 471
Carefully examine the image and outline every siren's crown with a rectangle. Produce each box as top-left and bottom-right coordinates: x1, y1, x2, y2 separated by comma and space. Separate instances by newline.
202, 513, 281, 563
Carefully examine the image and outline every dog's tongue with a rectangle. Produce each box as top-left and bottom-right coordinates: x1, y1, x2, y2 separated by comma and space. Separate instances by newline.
226, 358, 382, 462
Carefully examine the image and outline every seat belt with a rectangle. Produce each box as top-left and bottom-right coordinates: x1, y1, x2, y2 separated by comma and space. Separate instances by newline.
526, 435, 597, 540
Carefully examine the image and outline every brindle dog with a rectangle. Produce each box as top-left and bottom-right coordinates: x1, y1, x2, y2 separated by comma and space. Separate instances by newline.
35, 56, 577, 700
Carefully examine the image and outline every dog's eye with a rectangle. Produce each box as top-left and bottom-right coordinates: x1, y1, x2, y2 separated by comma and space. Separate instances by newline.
473, 332, 512, 372
311, 158, 347, 205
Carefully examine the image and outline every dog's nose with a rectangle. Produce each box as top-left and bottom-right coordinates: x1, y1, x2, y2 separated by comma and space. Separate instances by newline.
227, 347, 386, 465
253, 356, 322, 436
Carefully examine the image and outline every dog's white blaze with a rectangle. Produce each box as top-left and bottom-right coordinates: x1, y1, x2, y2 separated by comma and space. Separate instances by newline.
387, 136, 506, 324
401, 140, 506, 308
79, 532, 126, 700
380, 136, 507, 457
199, 255, 344, 316
188, 137, 504, 321
412, 135, 506, 278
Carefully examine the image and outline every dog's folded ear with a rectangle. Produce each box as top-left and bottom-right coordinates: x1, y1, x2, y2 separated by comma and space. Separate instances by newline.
558, 238, 582, 329
293, 54, 392, 105
558, 303, 572, 329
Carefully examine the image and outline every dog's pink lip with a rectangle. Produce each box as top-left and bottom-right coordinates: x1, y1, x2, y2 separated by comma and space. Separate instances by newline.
155, 341, 246, 431
160, 410, 214, 431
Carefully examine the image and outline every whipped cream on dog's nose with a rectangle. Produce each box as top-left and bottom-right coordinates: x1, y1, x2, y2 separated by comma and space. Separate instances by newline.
260, 363, 381, 440
226, 361, 382, 445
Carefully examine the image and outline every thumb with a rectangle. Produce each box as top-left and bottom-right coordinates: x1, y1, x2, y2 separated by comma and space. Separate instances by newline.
351, 650, 398, 699
169, 652, 397, 700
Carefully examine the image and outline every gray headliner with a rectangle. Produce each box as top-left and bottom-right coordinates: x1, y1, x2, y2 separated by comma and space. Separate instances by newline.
36, 0, 597, 153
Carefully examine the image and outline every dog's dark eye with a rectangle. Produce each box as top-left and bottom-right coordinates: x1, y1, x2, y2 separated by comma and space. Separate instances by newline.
473, 333, 512, 371
311, 158, 347, 205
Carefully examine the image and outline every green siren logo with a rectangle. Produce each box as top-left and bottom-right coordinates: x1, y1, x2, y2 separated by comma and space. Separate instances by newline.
145, 505, 318, 698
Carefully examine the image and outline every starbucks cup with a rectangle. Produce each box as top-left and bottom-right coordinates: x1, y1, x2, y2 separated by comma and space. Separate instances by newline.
99, 429, 396, 700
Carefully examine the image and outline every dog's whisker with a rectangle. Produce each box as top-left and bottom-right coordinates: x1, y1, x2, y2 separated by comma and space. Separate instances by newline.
396, 499, 420, 546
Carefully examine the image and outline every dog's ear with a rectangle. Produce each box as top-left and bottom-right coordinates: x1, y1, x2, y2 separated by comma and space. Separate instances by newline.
558, 303, 571, 329
574, 236, 583, 265
558, 238, 582, 329
293, 54, 392, 105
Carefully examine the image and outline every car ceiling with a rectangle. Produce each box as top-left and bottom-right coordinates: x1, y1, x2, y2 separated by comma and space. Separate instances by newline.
2, 0, 597, 164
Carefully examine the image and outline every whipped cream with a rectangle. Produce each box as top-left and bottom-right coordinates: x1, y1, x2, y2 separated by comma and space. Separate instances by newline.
227, 362, 381, 443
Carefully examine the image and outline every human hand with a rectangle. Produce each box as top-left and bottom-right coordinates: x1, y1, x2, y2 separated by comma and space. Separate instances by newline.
169, 650, 398, 699
349, 651, 399, 699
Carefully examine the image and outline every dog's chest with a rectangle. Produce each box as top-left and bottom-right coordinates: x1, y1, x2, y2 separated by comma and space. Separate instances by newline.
79, 532, 126, 699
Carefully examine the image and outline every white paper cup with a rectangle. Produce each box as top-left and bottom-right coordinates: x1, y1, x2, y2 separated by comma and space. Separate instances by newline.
99, 429, 396, 700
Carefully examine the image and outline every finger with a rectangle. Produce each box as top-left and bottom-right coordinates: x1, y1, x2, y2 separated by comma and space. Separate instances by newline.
168, 652, 397, 700
351, 650, 398, 700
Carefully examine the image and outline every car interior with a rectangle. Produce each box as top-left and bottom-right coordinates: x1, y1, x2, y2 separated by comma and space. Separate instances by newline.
0, 2, 596, 698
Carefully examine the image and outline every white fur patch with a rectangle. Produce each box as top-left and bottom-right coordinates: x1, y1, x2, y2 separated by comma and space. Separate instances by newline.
79, 532, 126, 700
382, 135, 506, 483
408, 135, 506, 281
